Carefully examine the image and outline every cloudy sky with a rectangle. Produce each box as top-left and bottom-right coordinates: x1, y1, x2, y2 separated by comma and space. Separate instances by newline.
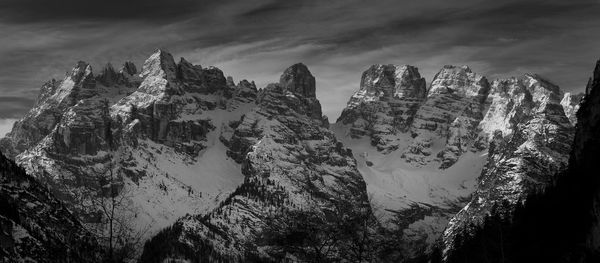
1, 0, 599, 124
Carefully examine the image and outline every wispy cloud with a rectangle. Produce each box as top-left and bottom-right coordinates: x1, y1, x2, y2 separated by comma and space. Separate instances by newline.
1, 0, 599, 119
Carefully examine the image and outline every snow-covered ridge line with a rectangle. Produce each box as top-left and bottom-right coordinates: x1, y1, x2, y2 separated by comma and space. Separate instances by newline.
334, 63, 580, 258
0, 49, 262, 252
0, 49, 584, 261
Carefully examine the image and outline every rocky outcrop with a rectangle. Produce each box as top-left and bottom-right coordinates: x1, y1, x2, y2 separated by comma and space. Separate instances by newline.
405, 65, 490, 167
334, 65, 576, 260
0, 150, 100, 262
112, 49, 239, 152
1, 49, 261, 252
561, 92, 584, 125
0, 59, 141, 159
0, 62, 96, 158
140, 64, 370, 262
337, 64, 427, 151
441, 74, 575, 257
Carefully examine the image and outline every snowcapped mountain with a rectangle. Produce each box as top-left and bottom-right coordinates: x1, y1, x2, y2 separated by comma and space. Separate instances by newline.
336, 64, 427, 152
140, 63, 369, 262
0, 48, 583, 262
442, 74, 575, 257
0, 51, 370, 261
333, 65, 576, 258
0, 49, 261, 244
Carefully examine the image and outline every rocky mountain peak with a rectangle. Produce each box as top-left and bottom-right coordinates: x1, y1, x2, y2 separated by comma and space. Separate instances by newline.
35, 78, 60, 107
257, 64, 323, 121
176, 57, 205, 87
140, 49, 177, 80
120, 61, 138, 76
429, 65, 489, 99
68, 61, 94, 83
279, 62, 316, 98
350, 64, 427, 106
561, 92, 585, 125
335, 64, 427, 151
524, 74, 560, 94
97, 63, 118, 86
521, 74, 567, 116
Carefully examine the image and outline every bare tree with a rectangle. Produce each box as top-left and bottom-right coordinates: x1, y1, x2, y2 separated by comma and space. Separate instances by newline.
261, 197, 382, 263
82, 153, 149, 262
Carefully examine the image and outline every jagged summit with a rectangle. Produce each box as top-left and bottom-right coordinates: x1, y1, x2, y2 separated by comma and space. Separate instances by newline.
335, 64, 427, 150
279, 62, 316, 97
428, 64, 489, 98
69, 61, 93, 78
347, 64, 427, 106
141, 61, 369, 262
332, 62, 578, 258
0, 49, 587, 262
140, 48, 177, 80
561, 92, 584, 127
97, 62, 118, 86
120, 61, 137, 76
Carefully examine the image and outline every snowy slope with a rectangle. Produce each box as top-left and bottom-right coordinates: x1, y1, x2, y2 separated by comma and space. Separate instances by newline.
334, 65, 575, 258
139, 63, 370, 262
1, 49, 260, 247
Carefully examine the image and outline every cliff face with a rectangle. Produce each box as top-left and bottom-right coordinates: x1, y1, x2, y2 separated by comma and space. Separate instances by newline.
334, 65, 575, 258
337, 64, 427, 151
442, 74, 575, 255
561, 92, 585, 125
438, 60, 600, 263
140, 63, 370, 262
0, 49, 584, 261
407, 65, 490, 168
0, 51, 371, 261
0, 49, 260, 243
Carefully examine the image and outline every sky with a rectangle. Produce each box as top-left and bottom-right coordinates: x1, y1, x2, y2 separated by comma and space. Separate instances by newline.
1, 0, 600, 126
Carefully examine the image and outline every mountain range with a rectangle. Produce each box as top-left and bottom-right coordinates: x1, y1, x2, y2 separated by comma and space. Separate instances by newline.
0, 49, 595, 262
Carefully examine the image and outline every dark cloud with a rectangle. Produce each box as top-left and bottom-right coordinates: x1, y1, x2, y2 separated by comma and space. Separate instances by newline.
0, 0, 599, 119
0, 0, 216, 22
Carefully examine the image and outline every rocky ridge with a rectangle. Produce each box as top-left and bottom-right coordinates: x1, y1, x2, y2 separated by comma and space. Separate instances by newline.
561, 91, 585, 125
337, 64, 427, 152
441, 74, 576, 256
334, 65, 577, 258
140, 63, 370, 262
0, 49, 585, 262
0, 49, 260, 244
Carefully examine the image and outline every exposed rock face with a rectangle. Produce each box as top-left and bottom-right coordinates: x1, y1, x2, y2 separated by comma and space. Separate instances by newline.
1, 50, 582, 262
279, 63, 316, 97
0, 151, 100, 262
333, 66, 576, 259
441, 74, 575, 257
561, 92, 585, 125
0, 60, 141, 159
0, 62, 96, 158
140, 64, 370, 262
0, 49, 260, 247
337, 64, 427, 151
1, 52, 365, 262
406, 65, 490, 168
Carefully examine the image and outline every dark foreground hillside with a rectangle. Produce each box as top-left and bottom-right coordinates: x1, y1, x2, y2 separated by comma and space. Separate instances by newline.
0, 150, 101, 262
